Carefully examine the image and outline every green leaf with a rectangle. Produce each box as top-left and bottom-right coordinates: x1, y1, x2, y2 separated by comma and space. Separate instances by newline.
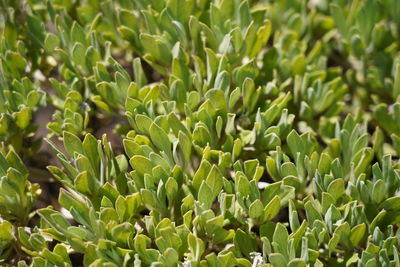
273, 223, 289, 258
178, 131, 191, 166
372, 179, 386, 204
269, 253, 287, 266
172, 58, 190, 90
15, 107, 31, 129
330, 3, 348, 39
238, 0, 251, 30
249, 20, 272, 58
44, 33, 60, 52
292, 54, 306, 75
70, 21, 86, 45
205, 165, 223, 198
135, 114, 152, 135
350, 223, 366, 247
72, 42, 87, 68
170, 79, 186, 110
287, 130, 303, 157
140, 189, 158, 211
0, 220, 13, 245
140, 33, 172, 64
235, 60, 257, 88
133, 58, 147, 88
63, 131, 84, 157
288, 259, 307, 267
214, 71, 230, 95
130, 156, 153, 176
58, 189, 90, 228
249, 199, 264, 219
192, 159, 211, 191
327, 179, 345, 200
394, 63, 400, 100
188, 233, 205, 262
198, 181, 214, 209
205, 89, 227, 111
150, 122, 172, 158
236, 175, 251, 197
233, 229, 258, 258
75, 171, 95, 195
380, 196, 400, 210
193, 123, 212, 147
82, 134, 100, 175
264, 195, 281, 221
165, 177, 178, 205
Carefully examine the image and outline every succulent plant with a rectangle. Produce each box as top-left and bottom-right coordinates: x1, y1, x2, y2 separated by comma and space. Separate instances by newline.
0, 0, 400, 266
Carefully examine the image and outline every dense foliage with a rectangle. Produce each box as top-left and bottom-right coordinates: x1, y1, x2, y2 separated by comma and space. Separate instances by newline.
1, 0, 400, 266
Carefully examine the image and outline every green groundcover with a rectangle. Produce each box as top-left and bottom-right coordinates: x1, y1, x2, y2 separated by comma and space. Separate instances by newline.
0, 0, 400, 266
